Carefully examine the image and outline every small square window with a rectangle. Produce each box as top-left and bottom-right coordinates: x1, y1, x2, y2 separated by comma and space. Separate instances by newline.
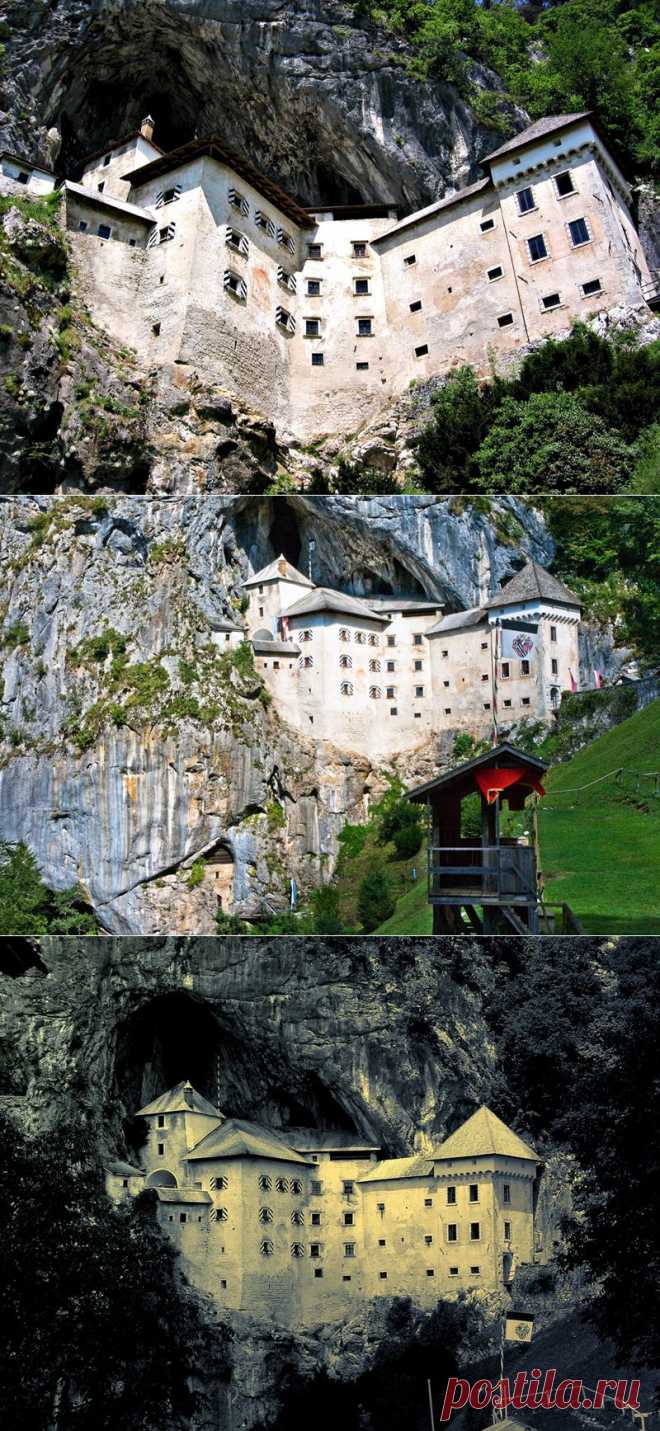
356, 361, 369, 370
311, 352, 324, 367
103, 154, 111, 167
314, 1268, 324, 1278
379, 1271, 388, 1280
504, 698, 512, 709
342, 1274, 352, 1282
307, 243, 323, 259
425, 1234, 433, 1245
522, 697, 531, 707
554, 170, 575, 197
305, 318, 320, 337
480, 217, 495, 232
449, 1266, 459, 1277
481, 673, 489, 682
501, 662, 510, 678
358, 318, 373, 336
470, 1222, 480, 1241
343, 1181, 354, 1195
444, 707, 451, 715
582, 277, 602, 296
343, 1212, 354, 1226
415, 344, 429, 357
424, 1198, 433, 1208
568, 217, 590, 247
469, 1184, 479, 1202
498, 313, 514, 328
352, 242, 367, 258
97, 182, 105, 193
441, 649, 448, 658
98, 224, 112, 240
414, 659, 423, 671
404, 254, 416, 267
426, 1269, 434, 1277
344, 1244, 355, 1258
470, 1266, 481, 1276
157, 1143, 164, 1155
447, 1224, 458, 1242
355, 277, 370, 295
378, 1238, 386, 1247
78, 219, 88, 232
487, 265, 503, 282
307, 279, 321, 296
311, 1180, 323, 1195
483, 701, 491, 710
528, 234, 548, 263
521, 659, 530, 675
481, 641, 488, 650
542, 292, 561, 310
516, 187, 535, 214
410, 299, 422, 312
415, 686, 424, 698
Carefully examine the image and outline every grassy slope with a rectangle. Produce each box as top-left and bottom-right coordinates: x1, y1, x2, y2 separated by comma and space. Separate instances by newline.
538, 698, 660, 934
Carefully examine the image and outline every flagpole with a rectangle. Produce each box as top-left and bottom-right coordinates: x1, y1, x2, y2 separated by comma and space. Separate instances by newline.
427, 1378, 436, 1431
490, 620, 499, 745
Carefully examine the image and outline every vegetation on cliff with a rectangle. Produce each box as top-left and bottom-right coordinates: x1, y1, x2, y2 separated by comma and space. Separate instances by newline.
0, 840, 98, 934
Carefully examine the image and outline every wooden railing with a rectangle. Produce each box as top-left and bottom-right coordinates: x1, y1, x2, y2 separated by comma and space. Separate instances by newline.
428, 843, 537, 903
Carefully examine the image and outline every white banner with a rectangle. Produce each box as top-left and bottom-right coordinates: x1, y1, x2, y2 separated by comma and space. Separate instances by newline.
500, 623, 538, 661
504, 1312, 534, 1344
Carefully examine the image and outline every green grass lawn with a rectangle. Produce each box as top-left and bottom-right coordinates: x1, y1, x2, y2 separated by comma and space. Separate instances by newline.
538, 697, 660, 933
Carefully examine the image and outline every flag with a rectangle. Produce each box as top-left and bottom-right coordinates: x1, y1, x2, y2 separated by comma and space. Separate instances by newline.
500, 619, 538, 661
594, 669, 603, 689
281, 615, 289, 641
504, 1311, 534, 1344
569, 668, 577, 693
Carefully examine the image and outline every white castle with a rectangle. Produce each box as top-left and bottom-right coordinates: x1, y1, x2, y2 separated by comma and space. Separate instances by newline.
4, 109, 654, 443
227, 554, 582, 759
106, 1081, 543, 1328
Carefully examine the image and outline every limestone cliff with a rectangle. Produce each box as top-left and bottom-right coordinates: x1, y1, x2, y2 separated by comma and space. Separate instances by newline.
0, 491, 553, 932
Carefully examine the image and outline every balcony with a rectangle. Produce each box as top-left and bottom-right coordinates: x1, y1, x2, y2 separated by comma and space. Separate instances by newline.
428, 840, 537, 905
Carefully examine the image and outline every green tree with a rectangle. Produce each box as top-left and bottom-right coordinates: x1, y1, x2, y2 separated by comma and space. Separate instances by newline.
311, 883, 345, 934
0, 1115, 226, 1429
473, 391, 634, 492
358, 865, 396, 931
0, 842, 98, 935
416, 366, 495, 490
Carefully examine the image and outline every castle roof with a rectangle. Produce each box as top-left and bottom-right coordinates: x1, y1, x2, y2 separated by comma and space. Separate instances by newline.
408, 743, 548, 803
252, 638, 301, 656
287, 1129, 381, 1153
358, 1154, 434, 1184
0, 149, 55, 177
372, 176, 492, 245
368, 597, 442, 614
427, 605, 487, 635
105, 1159, 145, 1178
284, 588, 389, 623
136, 1080, 223, 1120
483, 112, 592, 165
484, 561, 580, 610
188, 1117, 314, 1166
208, 614, 243, 632
154, 1186, 212, 1204
80, 131, 164, 168
121, 136, 313, 228
65, 180, 156, 225
243, 556, 314, 590
433, 1106, 538, 1163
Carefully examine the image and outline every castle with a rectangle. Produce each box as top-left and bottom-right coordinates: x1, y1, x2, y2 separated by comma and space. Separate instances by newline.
238, 554, 582, 758
106, 1081, 542, 1328
5, 108, 652, 443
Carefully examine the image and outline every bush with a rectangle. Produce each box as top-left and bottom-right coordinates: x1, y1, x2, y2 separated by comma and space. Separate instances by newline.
473, 391, 634, 493
358, 866, 396, 932
392, 818, 423, 859
338, 823, 369, 859
310, 884, 345, 934
186, 859, 205, 889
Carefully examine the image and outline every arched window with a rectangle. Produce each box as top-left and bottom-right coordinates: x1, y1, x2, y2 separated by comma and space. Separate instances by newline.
260, 1239, 274, 1257
299, 654, 314, 669
369, 659, 381, 673
339, 628, 350, 642
213, 1207, 229, 1222
210, 1174, 228, 1191
368, 633, 380, 647
354, 630, 366, 644
291, 1208, 305, 1225
300, 629, 313, 643
258, 1206, 274, 1224
146, 1170, 177, 1188
276, 1176, 290, 1193
290, 1178, 303, 1195
291, 1242, 305, 1258
259, 1174, 272, 1191
339, 654, 352, 670
340, 681, 354, 697
369, 686, 382, 699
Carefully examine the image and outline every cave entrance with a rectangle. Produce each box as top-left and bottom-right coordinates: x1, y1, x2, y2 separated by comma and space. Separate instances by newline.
268, 500, 302, 569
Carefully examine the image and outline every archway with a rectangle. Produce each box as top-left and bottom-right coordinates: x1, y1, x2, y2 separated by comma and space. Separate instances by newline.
146, 1169, 178, 1188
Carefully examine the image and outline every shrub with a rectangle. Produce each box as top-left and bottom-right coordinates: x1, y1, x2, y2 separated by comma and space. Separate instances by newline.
310, 885, 345, 935
338, 823, 369, 859
473, 391, 634, 493
186, 859, 205, 889
358, 865, 396, 932
2, 621, 29, 648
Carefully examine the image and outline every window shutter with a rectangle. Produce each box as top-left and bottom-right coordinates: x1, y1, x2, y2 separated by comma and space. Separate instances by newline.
277, 226, 294, 254
276, 305, 296, 333
155, 190, 165, 209
277, 265, 297, 293
147, 225, 159, 248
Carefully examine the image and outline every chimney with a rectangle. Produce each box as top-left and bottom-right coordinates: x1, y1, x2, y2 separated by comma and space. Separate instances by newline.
140, 115, 155, 142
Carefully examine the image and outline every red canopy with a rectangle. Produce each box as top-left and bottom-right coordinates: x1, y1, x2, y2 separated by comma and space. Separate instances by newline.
474, 767, 545, 806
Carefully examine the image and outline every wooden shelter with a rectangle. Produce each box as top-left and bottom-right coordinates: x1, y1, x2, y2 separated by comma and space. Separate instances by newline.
408, 744, 548, 934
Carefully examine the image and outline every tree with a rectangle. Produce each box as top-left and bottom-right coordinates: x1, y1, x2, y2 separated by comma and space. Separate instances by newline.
416, 366, 495, 489
0, 1115, 226, 1429
473, 391, 634, 492
311, 884, 345, 934
358, 866, 396, 931
0, 841, 98, 934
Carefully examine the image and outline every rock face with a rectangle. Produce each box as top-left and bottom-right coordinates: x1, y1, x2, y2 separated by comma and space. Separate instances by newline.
0, 492, 554, 933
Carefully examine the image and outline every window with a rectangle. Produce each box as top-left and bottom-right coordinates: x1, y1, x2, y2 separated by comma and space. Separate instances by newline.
307, 279, 321, 296
554, 170, 575, 198
343, 1179, 355, 1195
354, 278, 370, 295
277, 226, 294, 253
501, 662, 510, 679
344, 1243, 355, 1258
470, 1266, 481, 1276
480, 217, 495, 232
503, 1184, 511, 1204
311, 1212, 321, 1226
98, 224, 112, 240
255, 210, 276, 237
449, 1266, 459, 1277
157, 1143, 164, 1156
415, 686, 424, 698
311, 352, 324, 367
415, 344, 429, 358
441, 648, 448, 658
158, 1115, 165, 1128
386, 660, 395, 672
152, 322, 161, 336
542, 292, 561, 310
358, 317, 373, 336
498, 313, 514, 328
414, 659, 423, 671
224, 269, 247, 300
447, 1224, 458, 1242
352, 241, 367, 257
369, 686, 381, 699
354, 630, 366, 645
78, 220, 88, 232
521, 659, 530, 676
446, 1187, 457, 1206
481, 673, 489, 682
568, 217, 590, 247
469, 1184, 479, 1203
481, 641, 488, 650
300, 629, 313, 643
311, 1180, 323, 1195
443, 680, 449, 688
102, 154, 111, 167
228, 187, 248, 215
159, 186, 181, 206
259, 1207, 274, 1223
369, 658, 381, 673
339, 627, 350, 642
314, 1267, 324, 1278
343, 1212, 355, 1226
504, 1221, 512, 1240
226, 226, 248, 257
291, 1242, 305, 1258
277, 265, 297, 293
444, 707, 451, 715
410, 299, 422, 313
404, 254, 416, 266
291, 1208, 305, 1225
483, 701, 491, 711
470, 1223, 481, 1241
378, 1238, 386, 1247
387, 635, 396, 647
339, 654, 352, 670
413, 634, 423, 646
122, 1178, 129, 1188
386, 686, 396, 700
551, 658, 558, 675
305, 318, 321, 337
180, 1213, 187, 1224
158, 222, 176, 244
310, 1242, 321, 1258
214, 1206, 229, 1222
307, 242, 322, 259
276, 1177, 290, 1193
390, 706, 398, 715
487, 265, 503, 282
426, 1269, 435, 1278
516, 187, 535, 214
275, 305, 295, 333
550, 625, 557, 642
527, 234, 548, 262
504, 699, 512, 709
424, 1199, 433, 1208
368, 633, 379, 647
522, 697, 531, 707
356, 361, 369, 370
582, 277, 602, 296
97, 181, 105, 192
259, 1174, 272, 1191
340, 681, 354, 697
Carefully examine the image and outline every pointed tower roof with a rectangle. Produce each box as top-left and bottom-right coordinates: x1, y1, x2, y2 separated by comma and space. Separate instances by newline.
284, 587, 388, 623
485, 561, 579, 610
434, 1106, 538, 1162
483, 113, 592, 165
242, 555, 314, 590
188, 1116, 314, 1165
136, 1080, 223, 1120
